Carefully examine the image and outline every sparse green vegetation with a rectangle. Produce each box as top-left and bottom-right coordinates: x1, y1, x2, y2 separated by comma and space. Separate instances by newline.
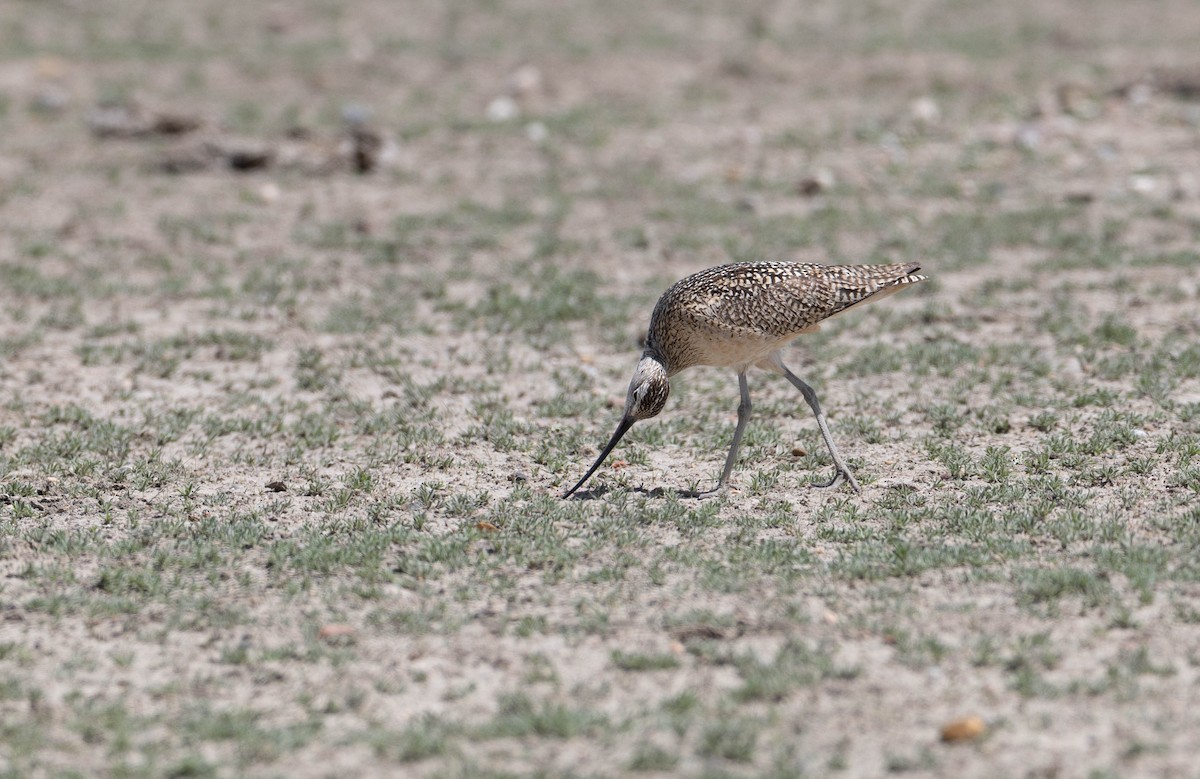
2, 0, 1199, 777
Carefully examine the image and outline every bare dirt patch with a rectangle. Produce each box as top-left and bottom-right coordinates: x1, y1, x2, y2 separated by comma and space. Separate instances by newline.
3, 1, 1200, 776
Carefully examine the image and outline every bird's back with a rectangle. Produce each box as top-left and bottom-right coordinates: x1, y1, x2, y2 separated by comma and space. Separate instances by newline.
647, 261, 924, 372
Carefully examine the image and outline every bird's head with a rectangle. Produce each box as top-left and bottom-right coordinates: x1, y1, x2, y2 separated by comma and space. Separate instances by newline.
623, 353, 671, 421
562, 353, 670, 497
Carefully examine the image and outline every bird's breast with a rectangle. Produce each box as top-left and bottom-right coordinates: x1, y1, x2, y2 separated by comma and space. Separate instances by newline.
658, 321, 790, 372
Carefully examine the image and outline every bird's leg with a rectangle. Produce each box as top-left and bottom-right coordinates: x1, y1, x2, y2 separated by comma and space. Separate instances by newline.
718, 372, 753, 489
776, 361, 862, 494
683, 371, 751, 498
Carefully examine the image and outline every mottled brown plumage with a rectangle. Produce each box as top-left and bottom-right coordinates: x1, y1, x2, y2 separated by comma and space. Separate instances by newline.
563, 261, 926, 498
648, 262, 924, 373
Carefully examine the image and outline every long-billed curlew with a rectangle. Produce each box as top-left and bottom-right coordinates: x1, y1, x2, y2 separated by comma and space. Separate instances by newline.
562, 261, 926, 498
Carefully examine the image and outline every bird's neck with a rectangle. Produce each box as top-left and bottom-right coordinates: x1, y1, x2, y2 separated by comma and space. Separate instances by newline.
641, 347, 673, 378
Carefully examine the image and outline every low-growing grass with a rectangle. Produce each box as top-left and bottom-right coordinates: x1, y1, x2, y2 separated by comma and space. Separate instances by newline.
3, 0, 1200, 776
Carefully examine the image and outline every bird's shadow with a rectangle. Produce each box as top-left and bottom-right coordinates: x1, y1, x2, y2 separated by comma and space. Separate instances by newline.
563, 477, 860, 501
562, 484, 721, 501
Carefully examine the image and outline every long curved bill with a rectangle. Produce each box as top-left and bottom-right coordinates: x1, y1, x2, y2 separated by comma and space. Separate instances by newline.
561, 416, 635, 498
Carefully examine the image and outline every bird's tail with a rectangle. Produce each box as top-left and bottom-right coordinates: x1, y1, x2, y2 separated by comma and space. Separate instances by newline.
816, 262, 926, 323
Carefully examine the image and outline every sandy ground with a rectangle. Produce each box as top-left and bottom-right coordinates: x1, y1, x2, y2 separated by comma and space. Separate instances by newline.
3, 1, 1200, 777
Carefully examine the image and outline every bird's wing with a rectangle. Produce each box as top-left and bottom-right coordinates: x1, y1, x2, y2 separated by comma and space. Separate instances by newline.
673, 265, 803, 336
693, 279, 823, 338
682, 262, 922, 339
781, 262, 924, 325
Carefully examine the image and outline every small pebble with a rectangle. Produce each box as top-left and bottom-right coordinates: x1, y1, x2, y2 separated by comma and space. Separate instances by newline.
486, 96, 519, 122
910, 96, 940, 124
317, 624, 356, 641
341, 103, 372, 127
1015, 124, 1041, 151
509, 64, 543, 97
31, 86, 70, 115
525, 121, 547, 143
940, 715, 986, 743
1130, 175, 1158, 195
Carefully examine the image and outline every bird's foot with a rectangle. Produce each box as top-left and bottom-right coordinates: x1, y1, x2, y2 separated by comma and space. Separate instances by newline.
816, 467, 862, 495
678, 482, 729, 500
